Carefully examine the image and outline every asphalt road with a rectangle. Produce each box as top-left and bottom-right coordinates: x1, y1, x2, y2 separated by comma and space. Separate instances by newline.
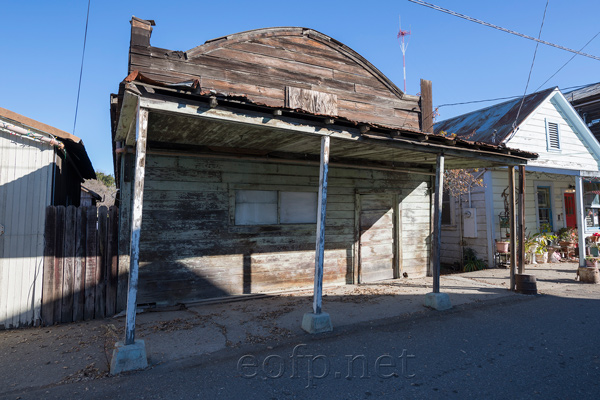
4, 288, 600, 400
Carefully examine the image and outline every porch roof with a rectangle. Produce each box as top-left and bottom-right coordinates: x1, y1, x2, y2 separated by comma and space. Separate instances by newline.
113, 80, 538, 176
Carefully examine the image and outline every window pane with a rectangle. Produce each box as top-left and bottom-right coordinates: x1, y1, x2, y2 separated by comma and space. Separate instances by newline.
584, 181, 600, 208
280, 191, 317, 224
235, 190, 277, 225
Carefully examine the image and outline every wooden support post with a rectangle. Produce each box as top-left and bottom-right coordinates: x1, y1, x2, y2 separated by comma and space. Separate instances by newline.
420, 79, 433, 134
508, 167, 517, 291
312, 136, 330, 315
575, 176, 586, 268
432, 153, 444, 293
518, 166, 525, 275
124, 107, 148, 345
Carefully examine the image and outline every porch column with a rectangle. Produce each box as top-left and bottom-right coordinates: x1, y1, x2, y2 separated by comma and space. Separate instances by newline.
424, 153, 451, 310
509, 167, 517, 290
518, 166, 526, 275
110, 107, 149, 374
302, 136, 333, 333
575, 175, 586, 267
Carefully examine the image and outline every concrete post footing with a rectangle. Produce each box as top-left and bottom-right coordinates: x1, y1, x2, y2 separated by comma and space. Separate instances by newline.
110, 339, 148, 375
424, 292, 452, 311
301, 312, 333, 334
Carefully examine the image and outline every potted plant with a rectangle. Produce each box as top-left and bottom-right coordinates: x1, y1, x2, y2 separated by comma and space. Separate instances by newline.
532, 231, 557, 264
585, 256, 599, 268
557, 227, 578, 246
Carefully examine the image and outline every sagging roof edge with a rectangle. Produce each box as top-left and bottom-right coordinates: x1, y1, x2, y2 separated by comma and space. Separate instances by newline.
0, 107, 96, 180
112, 74, 538, 164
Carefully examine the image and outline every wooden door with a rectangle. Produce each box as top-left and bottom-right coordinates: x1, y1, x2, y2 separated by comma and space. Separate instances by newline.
564, 193, 576, 228
359, 193, 395, 283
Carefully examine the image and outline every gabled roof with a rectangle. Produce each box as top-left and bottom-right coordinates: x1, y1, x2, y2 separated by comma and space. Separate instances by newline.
563, 82, 600, 103
434, 87, 556, 144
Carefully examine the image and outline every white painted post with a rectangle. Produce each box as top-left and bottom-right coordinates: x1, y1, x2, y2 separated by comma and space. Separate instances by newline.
313, 136, 330, 315
125, 107, 148, 345
508, 167, 516, 291
575, 176, 586, 268
432, 153, 444, 293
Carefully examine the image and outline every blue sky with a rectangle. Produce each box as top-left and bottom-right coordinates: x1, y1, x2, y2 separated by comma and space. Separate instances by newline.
1, 1, 599, 175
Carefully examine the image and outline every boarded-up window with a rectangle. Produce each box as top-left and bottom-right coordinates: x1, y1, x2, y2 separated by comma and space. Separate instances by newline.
235, 190, 317, 225
280, 192, 317, 224
546, 120, 560, 151
235, 190, 278, 225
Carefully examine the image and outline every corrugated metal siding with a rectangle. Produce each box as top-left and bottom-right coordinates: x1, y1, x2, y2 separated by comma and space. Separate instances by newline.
0, 131, 54, 328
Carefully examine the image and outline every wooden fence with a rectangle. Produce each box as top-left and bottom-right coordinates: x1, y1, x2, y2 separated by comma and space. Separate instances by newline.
42, 205, 120, 325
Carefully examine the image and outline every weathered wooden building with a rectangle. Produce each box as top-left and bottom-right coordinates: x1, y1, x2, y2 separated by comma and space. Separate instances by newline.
111, 18, 536, 307
0, 107, 95, 328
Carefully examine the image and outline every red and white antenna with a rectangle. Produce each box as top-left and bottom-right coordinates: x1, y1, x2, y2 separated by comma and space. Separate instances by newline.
397, 16, 411, 93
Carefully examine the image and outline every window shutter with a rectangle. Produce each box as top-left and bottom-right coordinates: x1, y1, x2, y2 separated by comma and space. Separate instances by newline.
547, 121, 560, 150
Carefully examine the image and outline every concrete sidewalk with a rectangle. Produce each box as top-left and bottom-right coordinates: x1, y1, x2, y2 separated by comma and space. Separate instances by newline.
0, 262, 584, 395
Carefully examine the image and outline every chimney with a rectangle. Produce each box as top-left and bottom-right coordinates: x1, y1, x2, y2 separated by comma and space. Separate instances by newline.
130, 16, 155, 47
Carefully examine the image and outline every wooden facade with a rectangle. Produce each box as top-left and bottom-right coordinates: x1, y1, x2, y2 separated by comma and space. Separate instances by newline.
111, 18, 535, 307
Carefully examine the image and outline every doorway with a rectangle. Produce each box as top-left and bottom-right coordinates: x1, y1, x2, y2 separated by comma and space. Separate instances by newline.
564, 192, 576, 228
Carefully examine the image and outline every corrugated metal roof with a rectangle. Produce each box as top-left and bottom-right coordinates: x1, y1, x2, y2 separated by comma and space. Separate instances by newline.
433, 87, 556, 145
563, 82, 600, 103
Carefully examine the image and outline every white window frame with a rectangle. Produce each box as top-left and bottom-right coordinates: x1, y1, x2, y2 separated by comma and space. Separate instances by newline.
231, 188, 318, 226
534, 180, 555, 231
441, 191, 456, 229
545, 118, 562, 153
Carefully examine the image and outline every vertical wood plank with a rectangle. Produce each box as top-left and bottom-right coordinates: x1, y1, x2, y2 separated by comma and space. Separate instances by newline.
509, 167, 517, 291
84, 207, 97, 320
73, 206, 87, 322
61, 205, 77, 323
42, 206, 56, 326
125, 107, 148, 345
393, 194, 401, 279
106, 206, 119, 317
96, 206, 108, 319
53, 206, 66, 323
116, 153, 133, 312
312, 135, 330, 315
420, 79, 433, 134
353, 192, 360, 284
518, 166, 526, 275
432, 153, 444, 293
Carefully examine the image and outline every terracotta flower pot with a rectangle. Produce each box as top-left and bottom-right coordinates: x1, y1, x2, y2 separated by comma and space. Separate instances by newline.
496, 241, 510, 253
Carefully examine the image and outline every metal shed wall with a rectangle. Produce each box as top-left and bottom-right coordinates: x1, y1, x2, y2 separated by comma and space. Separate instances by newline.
0, 131, 54, 328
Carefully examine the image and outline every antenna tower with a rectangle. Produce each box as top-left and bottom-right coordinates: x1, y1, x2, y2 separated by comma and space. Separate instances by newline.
397, 16, 411, 93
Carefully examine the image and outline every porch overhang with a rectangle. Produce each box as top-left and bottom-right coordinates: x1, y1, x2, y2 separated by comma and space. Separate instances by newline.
114, 84, 538, 174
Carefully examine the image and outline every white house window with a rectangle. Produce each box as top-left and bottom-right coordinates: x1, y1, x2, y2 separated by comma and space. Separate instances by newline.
536, 186, 553, 230
441, 191, 453, 226
235, 190, 317, 225
584, 180, 600, 228
545, 120, 561, 151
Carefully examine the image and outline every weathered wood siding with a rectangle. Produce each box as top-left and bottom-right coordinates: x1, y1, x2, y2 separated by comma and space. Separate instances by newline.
0, 131, 54, 329
137, 153, 430, 305
129, 27, 421, 131
507, 96, 600, 170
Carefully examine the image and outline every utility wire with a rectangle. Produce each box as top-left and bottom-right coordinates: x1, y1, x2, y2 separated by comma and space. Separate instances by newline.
512, 0, 548, 134
408, 0, 600, 61
534, 29, 600, 92
73, 0, 91, 136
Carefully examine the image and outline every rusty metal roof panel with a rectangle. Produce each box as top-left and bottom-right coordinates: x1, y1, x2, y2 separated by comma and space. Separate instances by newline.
434, 87, 556, 145
563, 82, 600, 103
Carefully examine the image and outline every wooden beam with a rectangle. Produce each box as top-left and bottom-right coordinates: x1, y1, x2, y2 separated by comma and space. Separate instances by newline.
432, 153, 444, 293
518, 166, 525, 275
138, 95, 533, 166
509, 167, 517, 290
420, 79, 433, 134
124, 107, 148, 345
115, 91, 139, 143
575, 176, 586, 267
312, 136, 330, 315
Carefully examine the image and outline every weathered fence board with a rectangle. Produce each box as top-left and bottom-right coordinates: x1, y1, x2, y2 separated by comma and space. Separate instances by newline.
41, 205, 121, 325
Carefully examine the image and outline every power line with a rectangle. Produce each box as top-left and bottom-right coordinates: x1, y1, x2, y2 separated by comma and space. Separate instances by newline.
535, 29, 600, 92
73, 0, 91, 136
408, 0, 600, 62
512, 0, 548, 134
